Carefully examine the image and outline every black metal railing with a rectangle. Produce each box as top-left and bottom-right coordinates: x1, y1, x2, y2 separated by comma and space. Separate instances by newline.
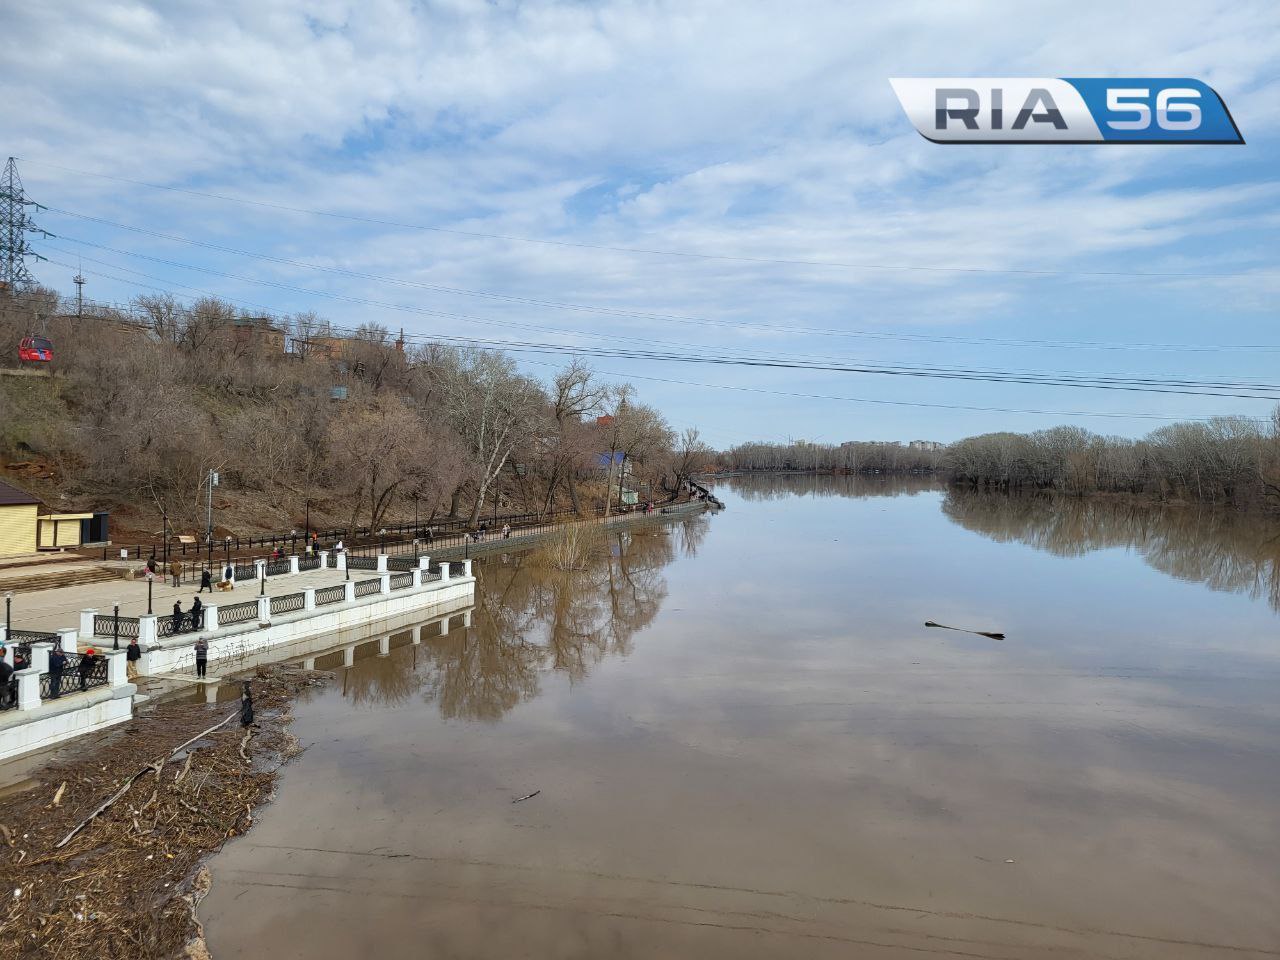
315, 584, 346, 606
270, 592, 305, 615
421, 569, 442, 582
347, 556, 378, 571
218, 600, 260, 626
449, 561, 468, 578
354, 577, 382, 598
325, 553, 339, 568
389, 572, 413, 590
7, 629, 58, 645
387, 556, 416, 571
298, 555, 321, 572
41, 652, 108, 699
265, 559, 291, 576
93, 615, 141, 638
233, 562, 257, 581
158, 611, 204, 636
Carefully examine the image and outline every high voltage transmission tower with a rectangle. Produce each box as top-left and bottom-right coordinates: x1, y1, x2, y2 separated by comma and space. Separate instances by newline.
1, 157, 48, 289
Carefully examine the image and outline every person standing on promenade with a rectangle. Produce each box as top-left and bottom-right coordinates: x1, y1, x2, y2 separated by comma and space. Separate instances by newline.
194, 637, 208, 679
125, 637, 141, 680
169, 558, 182, 588
191, 596, 204, 630
502, 523, 511, 539
172, 600, 185, 634
199, 568, 213, 593
48, 643, 67, 699
78, 649, 96, 691
0, 652, 12, 707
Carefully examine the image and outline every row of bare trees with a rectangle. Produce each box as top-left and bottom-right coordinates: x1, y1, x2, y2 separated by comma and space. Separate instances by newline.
722, 440, 943, 474
0, 287, 714, 537
944, 417, 1280, 507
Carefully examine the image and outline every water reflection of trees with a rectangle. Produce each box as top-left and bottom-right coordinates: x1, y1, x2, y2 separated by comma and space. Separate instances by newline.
718, 473, 939, 502
943, 490, 1280, 610
416, 521, 688, 720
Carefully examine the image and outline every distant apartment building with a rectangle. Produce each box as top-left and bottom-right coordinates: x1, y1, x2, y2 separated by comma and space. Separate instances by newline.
908, 440, 944, 452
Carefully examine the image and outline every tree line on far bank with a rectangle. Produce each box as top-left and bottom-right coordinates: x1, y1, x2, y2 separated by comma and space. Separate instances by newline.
0, 287, 713, 539
721, 414, 1280, 510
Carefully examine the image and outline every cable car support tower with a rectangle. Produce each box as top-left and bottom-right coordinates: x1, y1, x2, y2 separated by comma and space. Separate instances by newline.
1, 157, 47, 290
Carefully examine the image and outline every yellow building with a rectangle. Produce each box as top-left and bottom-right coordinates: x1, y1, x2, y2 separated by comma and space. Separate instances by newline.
38, 512, 95, 549
0, 479, 40, 558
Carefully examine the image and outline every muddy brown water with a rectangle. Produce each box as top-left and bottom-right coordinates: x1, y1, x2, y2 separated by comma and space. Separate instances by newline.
201, 477, 1280, 958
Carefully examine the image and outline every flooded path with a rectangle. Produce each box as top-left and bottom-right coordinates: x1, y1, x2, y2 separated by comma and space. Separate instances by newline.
201, 478, 1280, 958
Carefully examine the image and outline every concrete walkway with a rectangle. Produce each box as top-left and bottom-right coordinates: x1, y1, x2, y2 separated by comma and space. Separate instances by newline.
4, 565, 359, 638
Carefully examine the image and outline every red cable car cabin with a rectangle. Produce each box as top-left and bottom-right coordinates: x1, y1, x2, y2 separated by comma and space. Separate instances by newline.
18, 336, 53, 363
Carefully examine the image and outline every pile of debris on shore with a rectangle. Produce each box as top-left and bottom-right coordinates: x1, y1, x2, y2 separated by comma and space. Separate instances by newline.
0, 665, 328, 959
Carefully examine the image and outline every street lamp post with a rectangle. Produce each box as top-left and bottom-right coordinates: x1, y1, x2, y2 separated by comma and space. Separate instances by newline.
260, 564, 266, 597
113, 602, 120, 651
305, 500, 310, 543
163, 512, 169, 565
4, 591, 11, 638
147, 574, 153, 615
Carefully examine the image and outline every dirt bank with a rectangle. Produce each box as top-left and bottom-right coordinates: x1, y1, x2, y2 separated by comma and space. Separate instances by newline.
0, 666, 326, 959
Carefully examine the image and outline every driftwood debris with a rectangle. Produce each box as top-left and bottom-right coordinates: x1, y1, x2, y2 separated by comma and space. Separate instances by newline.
924, 620, 1006, 641
54, 708, 241, 849
512, 790, 541, 803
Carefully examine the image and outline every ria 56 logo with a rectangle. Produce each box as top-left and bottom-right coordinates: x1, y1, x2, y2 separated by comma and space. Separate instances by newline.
890, 78, 1243, 143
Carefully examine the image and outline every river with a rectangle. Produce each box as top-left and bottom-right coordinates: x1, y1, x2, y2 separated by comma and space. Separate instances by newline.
200, 476, 1280, 959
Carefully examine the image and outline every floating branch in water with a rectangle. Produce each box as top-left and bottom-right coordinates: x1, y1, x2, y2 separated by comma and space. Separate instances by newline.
925, 620, 1005, 640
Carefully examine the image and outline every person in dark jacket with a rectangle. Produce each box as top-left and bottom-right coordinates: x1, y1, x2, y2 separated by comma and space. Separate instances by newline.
78, 649, 96, 691
126, 638, 141, 680
191, 596, 204, 630
223, 563, 234, 584
48, 644, 67, 699
199, 568, 213, 593
172, 600, 185, 634
194, 637, 209, 679
0, 653, 13, 708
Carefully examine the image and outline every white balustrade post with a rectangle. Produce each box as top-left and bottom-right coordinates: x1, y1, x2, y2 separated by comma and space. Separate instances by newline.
303, 588, 316, 611
139, 615, 158, 646
417, 555, 431, 570
462, 560, 473, 577
336, 552, 347, 572
103, 649, 129, 688
413, 624, 423, 644
377, 554, 389, 573
80, 609, 97, 637
377, 635, 389, 657
379, 574, 392, 595
202, 604, 218, 634
289, 556, 300, 574
254, 559, 266, 582
342, 645, 355, 667
462, 610, 472, 628
257, 596, 271, 624
411, 570, 422, 588
344, 581, 356, 603
16, 668, 42, 710
319, 550, 330, 569
56, 628, 78, 654
29, 641, 52, 674
438, 563, 450, 583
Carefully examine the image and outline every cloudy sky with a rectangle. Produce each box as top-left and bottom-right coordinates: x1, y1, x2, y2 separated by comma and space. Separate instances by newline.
4, 0, 1279, 445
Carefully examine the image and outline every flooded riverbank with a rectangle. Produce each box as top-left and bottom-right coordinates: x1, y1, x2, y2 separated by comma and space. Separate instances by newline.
200, 477, 1280, 958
